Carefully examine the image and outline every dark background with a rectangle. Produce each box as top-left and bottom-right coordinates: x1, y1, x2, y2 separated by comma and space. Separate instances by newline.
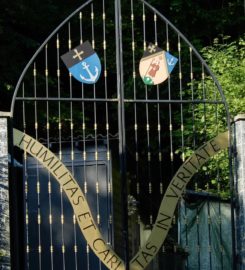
0, 0, 244, 112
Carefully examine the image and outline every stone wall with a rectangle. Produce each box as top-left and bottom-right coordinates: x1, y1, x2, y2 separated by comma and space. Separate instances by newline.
0, 117, 10, 269
233, 114, 245, 269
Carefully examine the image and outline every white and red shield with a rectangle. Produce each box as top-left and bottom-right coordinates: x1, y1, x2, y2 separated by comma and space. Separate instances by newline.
139, 44, 178, 85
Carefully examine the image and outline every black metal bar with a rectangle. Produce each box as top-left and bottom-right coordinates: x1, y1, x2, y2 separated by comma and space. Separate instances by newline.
102, 0, 113, 247
22, 84, 30, 270
166, 22, 174, 176
15, 96, 225, 104
196, 208, 201, 270
184, 202, 189, 268
115, 0, 129, 269
45, 42, 55, 270
15, 97, 119, 102
215, 86, 224, 270
207, 199, 213, 269
8, 117, 26, 270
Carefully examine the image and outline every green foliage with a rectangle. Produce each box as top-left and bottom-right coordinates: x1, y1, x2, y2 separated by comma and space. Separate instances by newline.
201, 35, 245, 117
177, 35, 245, 197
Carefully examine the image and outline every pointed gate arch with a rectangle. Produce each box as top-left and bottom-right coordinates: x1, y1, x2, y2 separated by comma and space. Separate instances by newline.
9, 1, 235, 270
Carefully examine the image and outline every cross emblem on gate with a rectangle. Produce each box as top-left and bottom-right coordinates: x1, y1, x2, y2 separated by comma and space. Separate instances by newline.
73, 49, 84, 60
148, 44, 156, 53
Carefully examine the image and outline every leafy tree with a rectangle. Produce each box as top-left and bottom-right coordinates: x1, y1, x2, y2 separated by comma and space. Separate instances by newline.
201, 35, 245, 117
177, 35, 245, 196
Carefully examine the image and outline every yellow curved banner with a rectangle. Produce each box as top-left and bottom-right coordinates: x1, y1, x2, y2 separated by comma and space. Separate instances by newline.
13, 128, 229, 270
129, 131, 229, 270
13, 128, 125, 270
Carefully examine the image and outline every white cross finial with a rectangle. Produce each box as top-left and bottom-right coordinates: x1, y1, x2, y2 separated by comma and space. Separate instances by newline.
73, 49, 84, 60
148, 44, 156, 53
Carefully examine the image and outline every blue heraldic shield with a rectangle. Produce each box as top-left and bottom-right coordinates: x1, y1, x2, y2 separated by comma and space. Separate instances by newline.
61, 40, 101, 84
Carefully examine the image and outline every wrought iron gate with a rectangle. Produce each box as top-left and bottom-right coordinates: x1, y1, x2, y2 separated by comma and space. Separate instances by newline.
9, 0, 235, 269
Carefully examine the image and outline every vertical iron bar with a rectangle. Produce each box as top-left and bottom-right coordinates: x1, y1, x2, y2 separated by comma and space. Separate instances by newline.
166, 24, 174, 177
190, 47, 196, 150
214, 88, 224, 269
22, 83, 29, 270
68, 21, 79, 270
79, 11, 90, 269
202, 65, 207, 142
8, 116, 25, 270
102, 0, 113, 246
145, 84, 152, 225
33, 62, 42, 270
196, 209, 201, 270
207, 199, 213, 269
184, 202, 189, 268
45, 43, 54, 270
57, 32, 66, 270
178, 36, 184, 162
130, 0, 141, 239
154, 12, 163, 200
115, 0, 129, 268
91, 4, 102, 269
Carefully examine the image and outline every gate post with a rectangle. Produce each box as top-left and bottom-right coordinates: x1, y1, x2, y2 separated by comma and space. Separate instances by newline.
0, 113, 11, 269
0, 113, 25, 270
233, 113, 245, 269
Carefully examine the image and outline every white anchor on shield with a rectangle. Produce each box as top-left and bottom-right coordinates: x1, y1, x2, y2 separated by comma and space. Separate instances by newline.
80, 62, 99, 83
167, 57, 176, 66
61, 40, 101, 85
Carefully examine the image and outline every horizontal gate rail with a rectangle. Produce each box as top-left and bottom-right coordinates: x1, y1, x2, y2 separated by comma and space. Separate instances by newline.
15, 97, 225, 105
